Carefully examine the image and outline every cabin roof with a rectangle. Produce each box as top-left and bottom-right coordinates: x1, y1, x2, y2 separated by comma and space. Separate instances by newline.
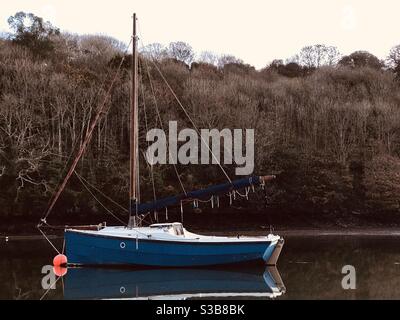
149, 222, 182, 228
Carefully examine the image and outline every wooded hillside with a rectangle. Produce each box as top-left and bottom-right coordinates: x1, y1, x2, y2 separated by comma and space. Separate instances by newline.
1, 12, 400, 229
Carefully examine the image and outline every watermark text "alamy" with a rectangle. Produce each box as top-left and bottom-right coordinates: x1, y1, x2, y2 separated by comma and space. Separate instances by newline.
145, 121, 254, 175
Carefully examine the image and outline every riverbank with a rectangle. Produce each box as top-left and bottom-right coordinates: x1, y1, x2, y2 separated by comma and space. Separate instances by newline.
2, 206, 400, 237
3, 228, 400, 242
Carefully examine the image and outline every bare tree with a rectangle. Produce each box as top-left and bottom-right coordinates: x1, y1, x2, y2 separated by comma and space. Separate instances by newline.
298, 44, 341, 68
387, 45, 400, 69
167, 41, 194, 65
140, 42, 167, 61
198, 51, 219, 66
78, 35, 123, 59
217, 54, 243, 68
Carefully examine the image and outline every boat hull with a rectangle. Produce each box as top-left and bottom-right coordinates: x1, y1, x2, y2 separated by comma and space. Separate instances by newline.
65, 230, 282, 267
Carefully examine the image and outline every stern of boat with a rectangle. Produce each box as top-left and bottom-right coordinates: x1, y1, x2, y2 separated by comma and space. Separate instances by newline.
263, 237, 284, 266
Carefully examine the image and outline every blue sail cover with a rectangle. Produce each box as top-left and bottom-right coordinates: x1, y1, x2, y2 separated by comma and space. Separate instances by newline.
132, 176, 264, 214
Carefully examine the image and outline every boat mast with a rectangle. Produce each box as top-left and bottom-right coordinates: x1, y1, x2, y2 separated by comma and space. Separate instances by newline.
129, 13, 139, 227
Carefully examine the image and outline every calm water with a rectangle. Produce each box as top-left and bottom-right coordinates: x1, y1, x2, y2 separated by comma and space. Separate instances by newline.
1, 235, 400, 300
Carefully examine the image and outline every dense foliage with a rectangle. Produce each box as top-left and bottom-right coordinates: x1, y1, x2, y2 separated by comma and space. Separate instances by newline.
1, 13, 400, 228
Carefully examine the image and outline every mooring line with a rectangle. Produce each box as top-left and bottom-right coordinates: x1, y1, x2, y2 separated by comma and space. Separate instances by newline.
37, 227, 61, 255
40, 275, 62, 301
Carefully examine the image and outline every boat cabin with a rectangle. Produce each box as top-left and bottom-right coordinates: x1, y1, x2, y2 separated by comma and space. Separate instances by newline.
150, 223, 184, 236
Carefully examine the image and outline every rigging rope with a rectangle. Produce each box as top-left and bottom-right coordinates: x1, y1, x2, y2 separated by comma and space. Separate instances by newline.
74, 171, 128, 213
40, 274, 62, 301
40, 38, 133, 223
37, 38, 133, 256
44, 74, 112, 215
136, 23, 259, 222
139, 20, 238, 183
138, 60, 158, 218
149, 60, 233, 184
74, 172, 128, 226
137, 34, 188, 196
37, 227, 61, 254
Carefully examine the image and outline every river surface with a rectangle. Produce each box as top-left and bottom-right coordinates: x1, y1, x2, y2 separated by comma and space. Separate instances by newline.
1, 235, 400, 300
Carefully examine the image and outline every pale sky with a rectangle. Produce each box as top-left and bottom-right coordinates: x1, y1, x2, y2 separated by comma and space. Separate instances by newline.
1, 0, 399, 69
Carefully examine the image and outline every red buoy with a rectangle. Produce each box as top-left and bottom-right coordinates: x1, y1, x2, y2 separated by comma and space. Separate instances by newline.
53, 254, 68, 267
53, 266, 68, 277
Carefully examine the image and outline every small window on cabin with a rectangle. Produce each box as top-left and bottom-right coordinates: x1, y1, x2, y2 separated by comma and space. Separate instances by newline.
173, 224, 184, 236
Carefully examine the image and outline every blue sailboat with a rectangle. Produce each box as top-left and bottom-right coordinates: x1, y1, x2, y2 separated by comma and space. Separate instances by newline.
41, 13, 284, 268
65, 174, 284, 267
65, 222, 283, 267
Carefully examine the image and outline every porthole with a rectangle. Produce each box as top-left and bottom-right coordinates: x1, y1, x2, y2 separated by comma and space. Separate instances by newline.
120, 242, 126, 249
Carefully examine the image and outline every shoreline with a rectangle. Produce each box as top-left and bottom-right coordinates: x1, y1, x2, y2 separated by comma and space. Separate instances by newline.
3, 228, 400, 241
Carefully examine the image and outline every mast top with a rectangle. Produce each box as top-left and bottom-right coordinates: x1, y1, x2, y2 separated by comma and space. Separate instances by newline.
133, 13, 137, 36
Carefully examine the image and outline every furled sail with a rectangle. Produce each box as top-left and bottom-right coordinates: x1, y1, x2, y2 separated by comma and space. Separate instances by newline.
131, 175, 275, 215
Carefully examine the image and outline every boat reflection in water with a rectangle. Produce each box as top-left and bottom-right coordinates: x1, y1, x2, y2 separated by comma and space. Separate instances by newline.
64, 265, 286, 300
